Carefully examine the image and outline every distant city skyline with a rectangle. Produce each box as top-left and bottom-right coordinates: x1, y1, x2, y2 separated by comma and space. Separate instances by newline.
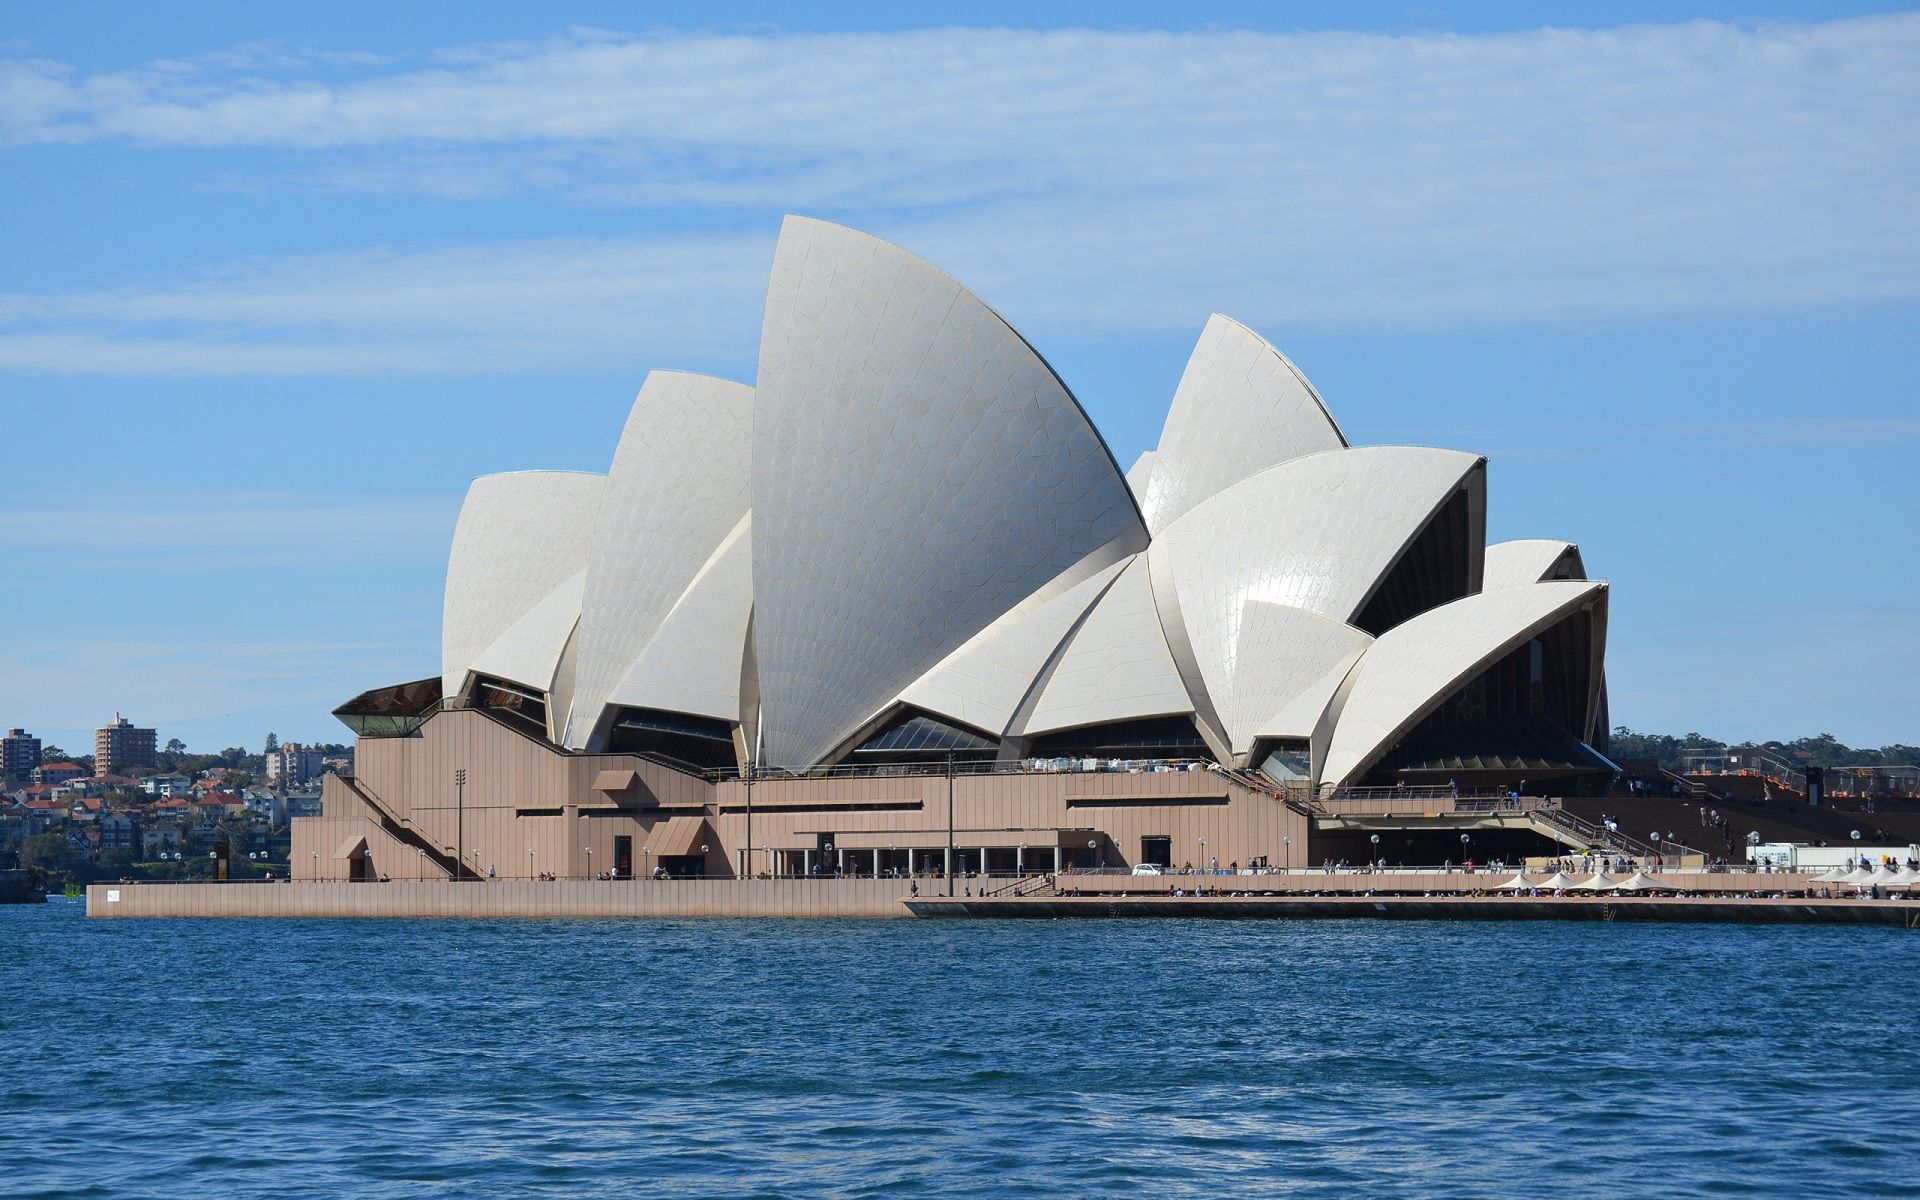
3, 3, 1915, 751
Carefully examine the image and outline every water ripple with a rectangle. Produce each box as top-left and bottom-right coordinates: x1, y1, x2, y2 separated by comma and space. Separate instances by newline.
3, 904, 1917, 1197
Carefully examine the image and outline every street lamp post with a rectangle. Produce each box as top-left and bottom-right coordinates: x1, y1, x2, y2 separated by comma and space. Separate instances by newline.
643, 845, 652, 880
453, 768, 467, 882
946, 750, 956, 897
528, 847, 536, 879
1460, 832, 1471, 873
1370, 833, 1380, 873
700, 843, 711, 879
743, 756, 754, 879
1088, 838, 1097, 871
311, 849, 319, 881
1199, 837, 1207, 875
1283, 835, 1292, 874
584, 845, 593, 880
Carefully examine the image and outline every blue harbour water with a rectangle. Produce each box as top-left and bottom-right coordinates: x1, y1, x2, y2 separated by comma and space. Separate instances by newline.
3, 901, 1918, 1198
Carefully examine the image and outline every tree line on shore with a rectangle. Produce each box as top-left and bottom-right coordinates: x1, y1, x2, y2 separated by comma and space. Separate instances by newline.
1609, 728, 1917, 771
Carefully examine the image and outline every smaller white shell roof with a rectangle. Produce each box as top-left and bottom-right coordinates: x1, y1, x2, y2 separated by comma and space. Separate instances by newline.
442, 470, 605, 697
570, 370, 753, 746
1140, 314, 1347, 534
1484, 539, 1586, 589
897, 552, 1129, 737
1153, 445, 1484, 731
1252, 649, 1366, 746
1225, 602, 1372, 755
1022, 555, 1196, 736
466, 569, 586, 696
1319, 580, 1607, 789
602, 513, 754, 725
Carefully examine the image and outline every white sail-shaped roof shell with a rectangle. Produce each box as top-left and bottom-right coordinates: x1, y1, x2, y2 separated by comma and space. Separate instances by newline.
568, 371, 753, 748
751, 216, 1147, 769
1224, 602, 1373, 756
1484, 539, 1586, 588
1318, 580, 1608, 789
1149, 445, 1485, 750
1021, 555, 1196, 737
441, 470, 605, 697
600, 513, 754, 726
465, 569, 586, 698
895, 552, 1129, 739
1140, 314, 1347, 534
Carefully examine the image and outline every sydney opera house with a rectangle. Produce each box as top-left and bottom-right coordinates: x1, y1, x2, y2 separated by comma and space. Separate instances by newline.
292, 217, 1614, 883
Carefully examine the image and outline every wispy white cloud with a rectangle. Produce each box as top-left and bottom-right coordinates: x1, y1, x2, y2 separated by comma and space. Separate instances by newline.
0, 233, 772, 375
0, 491, 460, 571
0, 16, 1915, 374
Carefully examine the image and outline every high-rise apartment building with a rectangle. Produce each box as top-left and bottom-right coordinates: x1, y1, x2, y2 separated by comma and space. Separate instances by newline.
95, 714, 157, 775
2, 728, 41, 780
265, 742, 325, 787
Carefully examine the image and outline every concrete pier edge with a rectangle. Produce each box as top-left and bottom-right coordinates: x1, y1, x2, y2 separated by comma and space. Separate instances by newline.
83, 880, 1920, 925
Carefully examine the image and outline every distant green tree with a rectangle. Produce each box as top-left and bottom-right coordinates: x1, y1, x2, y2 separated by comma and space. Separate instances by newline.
96, 847, 138, 880
1610, 728, 1915, 773
263, 732, 279, 754
21, 832, 85, 889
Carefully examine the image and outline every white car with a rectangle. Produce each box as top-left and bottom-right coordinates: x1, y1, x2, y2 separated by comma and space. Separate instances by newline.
1131, 863, 1163, 875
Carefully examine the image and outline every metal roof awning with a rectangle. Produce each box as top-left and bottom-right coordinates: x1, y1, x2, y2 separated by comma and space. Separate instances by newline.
333, 834, 369, 860
592, 768, 639, 793
642, 816, 712, 858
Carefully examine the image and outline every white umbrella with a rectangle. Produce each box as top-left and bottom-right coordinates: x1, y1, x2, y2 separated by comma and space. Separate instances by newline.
1614, 872, 1665, 891
1811, 867, 1850, 884
1569, 874, 1618, 891
1534, 872, 1578, 890
1839, 868, 1879, 887
1491, 873, 1533, 891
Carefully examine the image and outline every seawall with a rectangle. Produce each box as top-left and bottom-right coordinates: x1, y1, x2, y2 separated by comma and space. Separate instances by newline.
87, 879, 921, 919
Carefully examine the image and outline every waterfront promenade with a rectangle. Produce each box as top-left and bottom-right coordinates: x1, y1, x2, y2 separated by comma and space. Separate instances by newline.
908, 894, 1920, 925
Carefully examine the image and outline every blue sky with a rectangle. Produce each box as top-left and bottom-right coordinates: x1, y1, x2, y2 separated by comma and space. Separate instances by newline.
2, 2, 1915, 756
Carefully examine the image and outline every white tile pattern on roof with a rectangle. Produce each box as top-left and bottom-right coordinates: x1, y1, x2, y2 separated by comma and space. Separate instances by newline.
1022, 555, 1196, 736
1483, 539, 1586, 589
603, 513, 754, 726
1252, 649, 1367, 746
751, 216, 1147, 769
1141, 314, 1348, 534
568, 370, 753, 748
897, 549, 1130, 738
466, 568, 587, 696
1224, 601, 1373, 755
1318, 580, 1607, 788
1152, 445, 1483, 737
442, 470, 605, 697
